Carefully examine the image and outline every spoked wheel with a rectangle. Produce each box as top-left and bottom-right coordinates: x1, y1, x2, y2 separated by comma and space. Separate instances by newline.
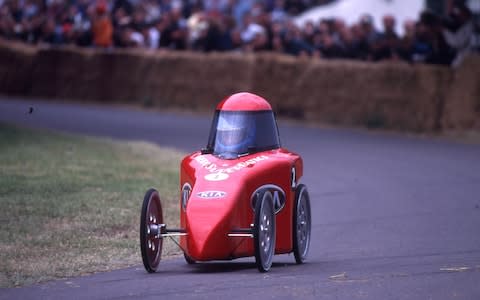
253, 191, 276, 272
140, 188, 164, 273
293, 184, 311, 264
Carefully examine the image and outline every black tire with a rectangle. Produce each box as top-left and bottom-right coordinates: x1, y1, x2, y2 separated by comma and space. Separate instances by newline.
293, 184, 311, 264
140, 188, 163, 273
253, 191, 276, 272
184, 252, 196, 265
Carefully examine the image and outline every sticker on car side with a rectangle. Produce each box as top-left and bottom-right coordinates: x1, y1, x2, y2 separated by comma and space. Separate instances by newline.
250, 184, 286, 214
204, 173, 229, 181
197, 191, 227, 199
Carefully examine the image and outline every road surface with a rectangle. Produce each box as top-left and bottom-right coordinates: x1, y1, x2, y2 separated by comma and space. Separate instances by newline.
1, 97, 480, 299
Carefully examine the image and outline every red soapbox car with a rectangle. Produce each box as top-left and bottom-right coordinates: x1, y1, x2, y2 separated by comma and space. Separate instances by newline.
140, 92, 311, 272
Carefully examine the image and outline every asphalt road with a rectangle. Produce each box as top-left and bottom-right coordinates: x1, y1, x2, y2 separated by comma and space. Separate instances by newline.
1, 97, 480, 299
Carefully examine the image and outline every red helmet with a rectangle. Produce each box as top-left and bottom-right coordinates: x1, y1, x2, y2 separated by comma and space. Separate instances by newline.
216, 92, 273, 111
206, 92, 280, 159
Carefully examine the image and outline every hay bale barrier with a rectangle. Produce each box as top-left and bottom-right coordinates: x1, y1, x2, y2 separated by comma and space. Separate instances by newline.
442, 55, 480, 131
0, 39, 478, 133
0, 39, 35, 94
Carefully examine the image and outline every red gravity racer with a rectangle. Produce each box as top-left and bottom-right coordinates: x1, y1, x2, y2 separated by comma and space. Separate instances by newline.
140, 92, 311, 272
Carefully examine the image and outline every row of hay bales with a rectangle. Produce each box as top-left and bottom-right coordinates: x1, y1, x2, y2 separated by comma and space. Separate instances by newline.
1, 39, 479, 132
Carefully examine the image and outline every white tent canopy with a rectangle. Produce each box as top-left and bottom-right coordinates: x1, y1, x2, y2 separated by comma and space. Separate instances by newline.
294, 0, 426, 35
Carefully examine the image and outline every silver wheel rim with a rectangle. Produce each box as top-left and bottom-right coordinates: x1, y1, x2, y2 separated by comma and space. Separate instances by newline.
259, 194, 275, 269
260, 211, 272, 264
296, 189, 311, 258
145, 194, 162, 265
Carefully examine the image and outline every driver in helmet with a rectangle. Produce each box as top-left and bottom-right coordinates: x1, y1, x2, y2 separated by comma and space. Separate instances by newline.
205, 92, 281, 159
215, 112, 256, 156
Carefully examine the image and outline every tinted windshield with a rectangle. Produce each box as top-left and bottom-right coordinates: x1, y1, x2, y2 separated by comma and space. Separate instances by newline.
206, 110, 280, 159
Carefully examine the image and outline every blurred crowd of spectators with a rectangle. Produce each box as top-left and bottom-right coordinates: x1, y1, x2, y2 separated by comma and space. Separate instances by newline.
1, 0, 478, 66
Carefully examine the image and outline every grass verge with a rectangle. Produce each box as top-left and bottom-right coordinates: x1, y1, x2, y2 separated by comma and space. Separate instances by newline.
0, 123, 184, 287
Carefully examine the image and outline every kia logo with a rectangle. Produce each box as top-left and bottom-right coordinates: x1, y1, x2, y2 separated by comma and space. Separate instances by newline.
197, 191, 227, 199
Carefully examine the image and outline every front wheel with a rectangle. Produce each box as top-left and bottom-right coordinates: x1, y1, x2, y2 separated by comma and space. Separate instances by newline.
253, 191, 276, 272
140, 188, 164, 273
293, 184, 311, 264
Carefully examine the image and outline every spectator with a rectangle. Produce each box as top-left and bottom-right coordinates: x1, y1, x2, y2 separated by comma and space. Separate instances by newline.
142, 0, 161, 24
336, 23, 357, 59
318, 31, 343, 58
122, 26, 144, 46
411, 20, 435, 63
356, 13, 381, 60
240, 13, 266, 50
417, 10, 455, 65
302, 20, 315, 45
187, 11, 209, 50
203, 0, 230, 15
37, 17, 62, 45
91, 1, 113, 48
443, 0, 475, 66
231, 0, 253, 29
372, 14, 400, 61
112, 7, 131, 46
267, 19, 284, 49
130, 6, 146, 32
112, 0, 133, 16
397, 19, 416, 62
0, 2, 15, 40
142, 22, 160, 49
1, 0, 476, 66
270, 0, 288, 23
283, 20, 314, 56
285, 0, 306, 16
159, 7, 187, 50
207, 15, 236, 51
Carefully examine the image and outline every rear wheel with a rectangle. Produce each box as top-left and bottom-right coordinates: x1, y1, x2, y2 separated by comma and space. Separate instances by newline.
253, 191, 276, 272
293, 184, 311, 264
140, 189, 164, 273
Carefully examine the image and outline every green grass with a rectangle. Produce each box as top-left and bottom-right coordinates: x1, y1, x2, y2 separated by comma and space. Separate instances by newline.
0, 124, 184, 287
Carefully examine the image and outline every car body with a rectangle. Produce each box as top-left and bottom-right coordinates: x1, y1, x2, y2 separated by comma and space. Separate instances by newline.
180, 146, 303, 261
140, 92, 311, 272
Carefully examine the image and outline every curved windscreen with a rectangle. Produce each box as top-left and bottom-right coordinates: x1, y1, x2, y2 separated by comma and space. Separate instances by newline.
205, 110, 281, 159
